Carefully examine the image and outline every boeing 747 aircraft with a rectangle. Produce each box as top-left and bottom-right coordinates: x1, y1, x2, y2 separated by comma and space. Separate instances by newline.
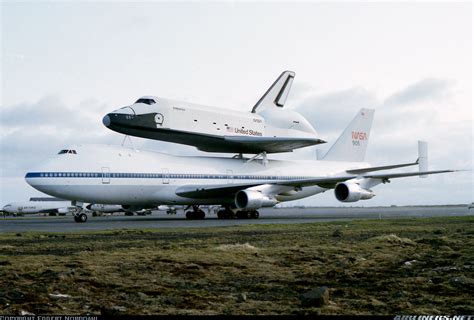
25, 108, 456, 222
102, 71, 326, 154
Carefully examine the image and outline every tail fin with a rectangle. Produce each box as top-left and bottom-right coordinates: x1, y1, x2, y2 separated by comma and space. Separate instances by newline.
251, 71, 295, 113
323, 108, 375, 162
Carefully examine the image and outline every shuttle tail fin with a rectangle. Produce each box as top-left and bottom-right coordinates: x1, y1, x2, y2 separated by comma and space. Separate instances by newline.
251, 71, 295, 113
323, 108, 375, 162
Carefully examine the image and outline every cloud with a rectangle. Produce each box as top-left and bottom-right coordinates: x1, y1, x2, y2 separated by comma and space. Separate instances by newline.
0, 96, 118, 177
383, 78, 454, 108
294, 86, 379, 141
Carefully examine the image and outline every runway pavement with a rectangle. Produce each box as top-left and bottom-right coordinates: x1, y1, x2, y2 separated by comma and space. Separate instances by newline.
0, 205, 471, 233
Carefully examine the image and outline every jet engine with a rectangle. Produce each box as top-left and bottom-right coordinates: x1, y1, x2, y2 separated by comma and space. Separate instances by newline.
334, 182, 375, 202
57, 207, 70, 214
235, 190, 277, 210
121, 205, 146, 212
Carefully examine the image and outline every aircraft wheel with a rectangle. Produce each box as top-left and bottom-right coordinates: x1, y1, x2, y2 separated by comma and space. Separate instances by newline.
186, 211, 194, 219
198, 210, 205, 219
74, 213, 87, 223
250, 210, 259, 219
79, 213, 88, 222
236, 211, 249, 219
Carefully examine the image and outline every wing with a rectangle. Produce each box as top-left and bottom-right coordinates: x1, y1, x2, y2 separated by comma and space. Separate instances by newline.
175, 169, 457, 199
175, 176, 355, 199
221, 136, 326, 153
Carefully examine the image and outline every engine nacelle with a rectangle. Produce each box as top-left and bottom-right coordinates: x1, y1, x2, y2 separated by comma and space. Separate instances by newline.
334, 182, 375, 202
121, 205, 146, 212
235, 190, 277, 210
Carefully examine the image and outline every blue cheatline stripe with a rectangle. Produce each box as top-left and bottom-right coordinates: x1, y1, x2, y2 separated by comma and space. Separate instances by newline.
24, 172, 308, 181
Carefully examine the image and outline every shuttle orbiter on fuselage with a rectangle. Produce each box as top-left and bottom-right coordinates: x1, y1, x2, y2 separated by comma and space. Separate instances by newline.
102, 71, 326, 154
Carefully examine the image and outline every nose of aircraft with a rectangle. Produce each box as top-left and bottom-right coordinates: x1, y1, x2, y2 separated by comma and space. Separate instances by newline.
102, 114, 111, 127
102, 106, 136, 129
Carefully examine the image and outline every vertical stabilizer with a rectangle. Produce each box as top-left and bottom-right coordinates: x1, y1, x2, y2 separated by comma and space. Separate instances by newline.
251, 71, 295, 113
323, 108, 375, 162
418, 140, 428, 178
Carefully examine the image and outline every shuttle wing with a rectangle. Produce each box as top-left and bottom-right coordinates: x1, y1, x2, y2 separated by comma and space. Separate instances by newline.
221, 136, 326, 153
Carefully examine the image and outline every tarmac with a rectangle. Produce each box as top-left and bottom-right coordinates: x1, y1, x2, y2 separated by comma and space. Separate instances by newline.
0, 205, 471, 233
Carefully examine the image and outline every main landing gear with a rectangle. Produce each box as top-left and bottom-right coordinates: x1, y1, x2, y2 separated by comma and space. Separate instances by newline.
185, 205, 206, 220
216, 206, 259, 219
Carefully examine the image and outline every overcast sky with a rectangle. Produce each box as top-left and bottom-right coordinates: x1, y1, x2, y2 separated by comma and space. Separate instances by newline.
1, 2, 472, 207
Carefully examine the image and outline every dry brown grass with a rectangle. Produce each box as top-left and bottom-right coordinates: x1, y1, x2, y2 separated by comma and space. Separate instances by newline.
0, 216, 473, 315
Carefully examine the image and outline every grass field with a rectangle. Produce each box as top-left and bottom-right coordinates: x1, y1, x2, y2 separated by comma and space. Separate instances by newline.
0, 216, 473, 315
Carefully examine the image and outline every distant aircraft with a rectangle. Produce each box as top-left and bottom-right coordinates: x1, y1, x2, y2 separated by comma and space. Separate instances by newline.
2, 198, 73, 216
157, 204, 220, 217
86, 203, 152, 216
25, 108, 456, 223
102, 71, 326, 154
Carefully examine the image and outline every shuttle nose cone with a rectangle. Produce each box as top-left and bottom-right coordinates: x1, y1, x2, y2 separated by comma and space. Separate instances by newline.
102, 114, 111, 127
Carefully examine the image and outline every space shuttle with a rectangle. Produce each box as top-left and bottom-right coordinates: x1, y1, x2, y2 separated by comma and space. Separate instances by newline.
102, 71, 326, 154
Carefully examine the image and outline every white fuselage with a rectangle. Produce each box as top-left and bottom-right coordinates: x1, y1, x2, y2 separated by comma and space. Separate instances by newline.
25, 144, 369, 206
2, 201, 71, 214
123, 97, 318, 140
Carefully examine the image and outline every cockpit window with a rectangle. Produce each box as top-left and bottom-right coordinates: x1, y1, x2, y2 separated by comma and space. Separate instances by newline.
135, 98, 156, 105
58, 149, 77, 155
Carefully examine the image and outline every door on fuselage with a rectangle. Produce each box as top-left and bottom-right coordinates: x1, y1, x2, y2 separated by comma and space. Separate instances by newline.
162, 168, 170, 184
101, 167, 110, 184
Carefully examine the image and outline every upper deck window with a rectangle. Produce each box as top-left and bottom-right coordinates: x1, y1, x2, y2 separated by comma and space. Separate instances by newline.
135, 98, 156, 105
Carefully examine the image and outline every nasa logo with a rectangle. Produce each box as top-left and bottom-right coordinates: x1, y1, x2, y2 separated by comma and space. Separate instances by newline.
351, 131, 367, 146
352, 131, 367, 140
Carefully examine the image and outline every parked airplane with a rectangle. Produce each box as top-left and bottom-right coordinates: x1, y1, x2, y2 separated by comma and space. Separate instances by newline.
86, 203, 152, 216
102, 71, 326, 154
2, 198, 74, 216
25, 108, 456, 223
157, 204, 220, 216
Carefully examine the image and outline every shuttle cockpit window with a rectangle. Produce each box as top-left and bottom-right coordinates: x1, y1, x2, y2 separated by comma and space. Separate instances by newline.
135, 98, 156, 105
58, 149, 77, 155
